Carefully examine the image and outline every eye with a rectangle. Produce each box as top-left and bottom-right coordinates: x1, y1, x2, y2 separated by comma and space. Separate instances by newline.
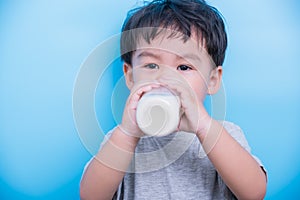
145, 63, 159, 69
177, 65, 192, 71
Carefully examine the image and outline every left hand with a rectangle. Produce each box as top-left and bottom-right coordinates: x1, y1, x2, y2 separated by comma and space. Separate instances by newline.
158, 77, 211, 137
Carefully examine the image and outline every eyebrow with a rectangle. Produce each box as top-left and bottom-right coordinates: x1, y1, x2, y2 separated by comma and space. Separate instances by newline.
181, 53, 201, 62
136, 50, 201, 62
136, 51, 161, 60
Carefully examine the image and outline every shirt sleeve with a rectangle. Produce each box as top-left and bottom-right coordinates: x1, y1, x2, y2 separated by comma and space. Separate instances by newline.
222, 121, 251, 152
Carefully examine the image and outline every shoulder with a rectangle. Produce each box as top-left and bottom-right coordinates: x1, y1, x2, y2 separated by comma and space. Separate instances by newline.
220, 121, 251, 152
222, 120, 242, 132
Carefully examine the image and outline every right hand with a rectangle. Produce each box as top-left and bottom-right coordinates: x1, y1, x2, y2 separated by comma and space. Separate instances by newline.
119, 82, 161, 138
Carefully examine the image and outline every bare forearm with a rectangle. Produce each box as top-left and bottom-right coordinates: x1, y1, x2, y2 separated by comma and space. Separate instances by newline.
80, 128, 139, 200
198, 120, 266, 199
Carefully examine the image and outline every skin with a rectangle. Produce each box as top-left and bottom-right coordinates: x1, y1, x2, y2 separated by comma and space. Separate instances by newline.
80, 33, 267, 200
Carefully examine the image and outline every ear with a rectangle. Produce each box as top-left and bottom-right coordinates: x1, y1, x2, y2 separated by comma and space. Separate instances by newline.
123, 62, 134, 90
207, 66, 222, 95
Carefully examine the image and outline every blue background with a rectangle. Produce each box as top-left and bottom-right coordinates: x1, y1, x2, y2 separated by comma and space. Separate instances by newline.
1, 0, 299, 199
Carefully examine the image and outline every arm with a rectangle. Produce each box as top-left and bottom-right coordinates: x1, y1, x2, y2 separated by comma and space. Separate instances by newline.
80, 127, 139, 200
158, 76, 266, 199
80, 83, 159, 200
197, 120, 267, 200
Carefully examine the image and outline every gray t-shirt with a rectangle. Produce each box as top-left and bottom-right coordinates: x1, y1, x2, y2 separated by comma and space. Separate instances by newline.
87, 121, 264, 200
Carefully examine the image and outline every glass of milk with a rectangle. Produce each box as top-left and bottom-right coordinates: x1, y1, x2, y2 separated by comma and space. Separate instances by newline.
136, 87, 181, 137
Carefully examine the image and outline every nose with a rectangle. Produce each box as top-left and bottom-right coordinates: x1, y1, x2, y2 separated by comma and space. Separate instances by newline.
153, 64, 177, 80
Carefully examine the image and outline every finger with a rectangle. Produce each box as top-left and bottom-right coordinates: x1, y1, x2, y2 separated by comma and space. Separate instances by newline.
158, 78, 197, 107
128, 83, 161, 106
158, 77, 191, 95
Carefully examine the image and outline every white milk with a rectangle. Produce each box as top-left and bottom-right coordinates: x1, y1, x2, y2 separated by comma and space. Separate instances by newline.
136, 87, 180, 137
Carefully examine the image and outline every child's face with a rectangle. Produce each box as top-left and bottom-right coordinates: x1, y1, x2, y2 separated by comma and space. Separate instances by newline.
124, 33, 222, 102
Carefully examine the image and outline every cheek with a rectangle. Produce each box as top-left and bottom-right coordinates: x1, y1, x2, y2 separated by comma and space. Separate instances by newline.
186, 76, 208, 100
132, 68, 157, 83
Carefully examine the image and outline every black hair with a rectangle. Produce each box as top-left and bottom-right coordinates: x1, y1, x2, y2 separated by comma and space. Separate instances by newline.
120, 0, 227, 67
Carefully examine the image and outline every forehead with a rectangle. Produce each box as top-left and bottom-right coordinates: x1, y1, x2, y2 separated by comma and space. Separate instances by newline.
137, 32, 198, 51
134, 32, 214, 65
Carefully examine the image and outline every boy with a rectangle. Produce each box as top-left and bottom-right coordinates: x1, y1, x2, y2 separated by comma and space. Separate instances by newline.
80, 0, 267, 199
